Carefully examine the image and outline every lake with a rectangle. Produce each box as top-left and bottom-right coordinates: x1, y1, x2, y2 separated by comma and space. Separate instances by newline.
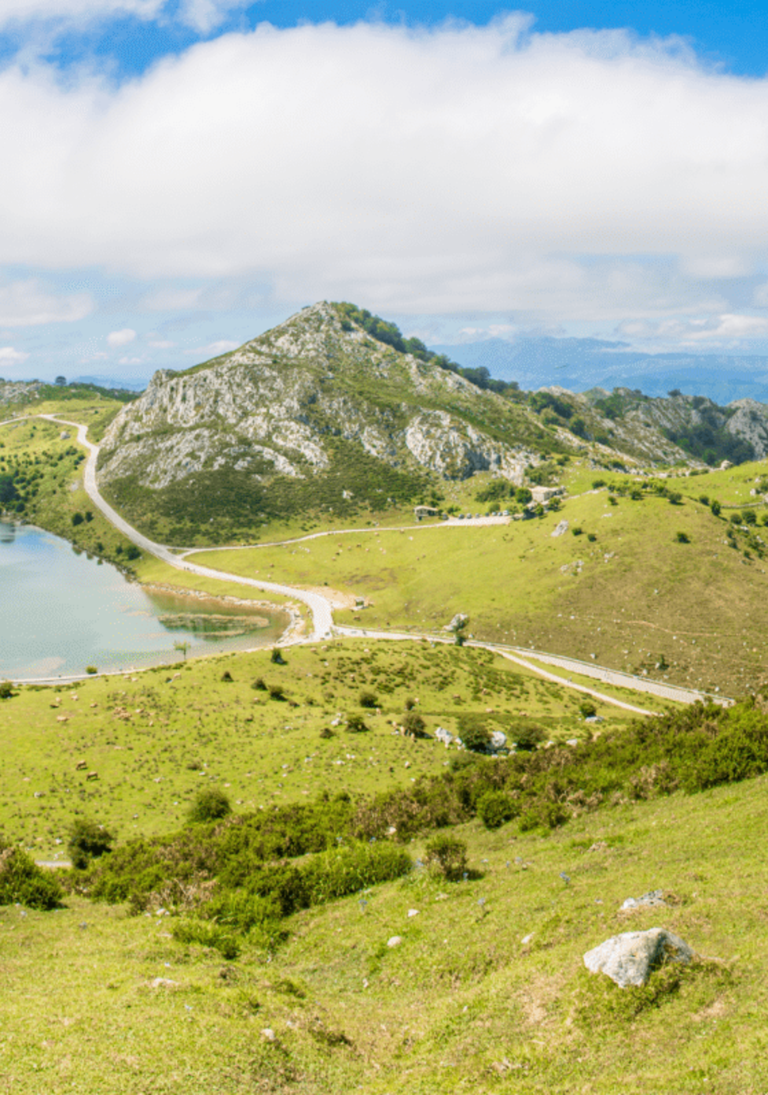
0, 521, 289, 679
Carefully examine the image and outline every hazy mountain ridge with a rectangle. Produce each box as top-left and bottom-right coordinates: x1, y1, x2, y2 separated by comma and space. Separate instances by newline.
435, 336, 768, 404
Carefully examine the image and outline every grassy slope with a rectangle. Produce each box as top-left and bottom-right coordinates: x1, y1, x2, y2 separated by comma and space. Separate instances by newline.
0, 640, 637, 859
1, 769, 764, 1093
190, 475, 768, 696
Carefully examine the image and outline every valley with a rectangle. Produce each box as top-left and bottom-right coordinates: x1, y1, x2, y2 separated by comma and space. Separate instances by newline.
3, 303, 768, 1093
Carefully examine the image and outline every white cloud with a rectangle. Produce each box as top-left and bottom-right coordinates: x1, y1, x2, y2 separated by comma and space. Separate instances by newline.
148, 338, 176, 348
184, 339, 239, 357
0, 279, 93, 326
0, 0, 247, 33
4, 20, 768, 328
118, 354, 143, 364
107, 327, 136, 347
615, 313, 768, 345
0, 346, 30, 365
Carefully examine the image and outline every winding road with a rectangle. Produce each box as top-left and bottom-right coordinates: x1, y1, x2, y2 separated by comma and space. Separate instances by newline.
2, 412, 730, 714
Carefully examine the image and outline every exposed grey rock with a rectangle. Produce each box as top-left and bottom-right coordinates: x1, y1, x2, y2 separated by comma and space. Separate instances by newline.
621, 889, 667, 911
583, 928, 693, 988
445, 613, 469, 632
551, 519, 569, 537
435, 726, 454, 745
489, 730, 507, 753
387, 936, 403, 948
151, 977, 179, 988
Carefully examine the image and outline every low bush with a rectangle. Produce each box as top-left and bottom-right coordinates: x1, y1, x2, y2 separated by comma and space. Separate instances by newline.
0, 681, 14, 699
425, 834, 468, 881
68, 818, 115, 870
346, 713, 368, 733
187, 788, 232, 825
0, 845, 63, 909
402, 711, 427, 738
476, 791, 519, 830
359, 690, 378, 708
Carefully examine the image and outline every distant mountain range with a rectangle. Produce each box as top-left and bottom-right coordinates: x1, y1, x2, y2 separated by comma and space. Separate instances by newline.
432, 337, 768, 405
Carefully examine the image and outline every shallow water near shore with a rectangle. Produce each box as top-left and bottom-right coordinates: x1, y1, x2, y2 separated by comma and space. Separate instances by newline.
0, 521, 289, 679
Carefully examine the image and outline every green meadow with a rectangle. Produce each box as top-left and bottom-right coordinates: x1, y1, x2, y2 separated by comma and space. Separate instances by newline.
190, 481, 768, 697
0, 640, 634, 860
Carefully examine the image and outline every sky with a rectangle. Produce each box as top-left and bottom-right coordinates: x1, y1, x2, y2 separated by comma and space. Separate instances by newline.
2, 0, 768, 384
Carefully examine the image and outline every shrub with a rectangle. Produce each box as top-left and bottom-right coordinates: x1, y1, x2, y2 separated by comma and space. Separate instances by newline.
579, 700, 597, 718
402, 711, 427, 738
71, 512, 84, 526
458, 720, 492, 753
125, 545, 141, 561
187, 787, 232, 824
359, 690, 377, 708
676, 531, 690, 543
252, 677, 267, 691
587, 532, 597, 542
572, 526, 583, 536
319, 727, 335, 739
85, 665, 98, 675
608, 495, 618, 506
668, 492, 683, 505
68, 818, 115, 870
698, 494, 710, 505
0, 681, 14, 699
425, 834, 468, 881
346, 713, 368, 733
303, 842, 411, 904
271, 648, 287, 665
268, 684, 286, 701
743, 509, 757, 525
711, 500, 721, 516
0, 846, 62, 909
477, 791, 519, 830
221, 670, 233, 682
513, 722, 546, 751
403, 696, 417, 711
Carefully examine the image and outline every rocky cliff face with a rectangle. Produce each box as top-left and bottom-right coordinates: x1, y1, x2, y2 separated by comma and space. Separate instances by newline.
98, 302, 541, 501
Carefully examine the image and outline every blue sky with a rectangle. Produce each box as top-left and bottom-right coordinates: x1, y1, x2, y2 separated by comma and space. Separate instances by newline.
2, 0, 768, 384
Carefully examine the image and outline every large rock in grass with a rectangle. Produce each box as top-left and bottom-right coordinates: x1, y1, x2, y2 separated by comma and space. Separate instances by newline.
583, 928, 693, 988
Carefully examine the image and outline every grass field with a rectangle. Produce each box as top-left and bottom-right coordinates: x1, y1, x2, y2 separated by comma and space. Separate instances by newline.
2, 765, 765, 1093
0, 640, 639, 860
190, 485, 768, 697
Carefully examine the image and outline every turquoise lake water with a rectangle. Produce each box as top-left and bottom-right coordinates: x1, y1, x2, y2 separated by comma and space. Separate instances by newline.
0, 521, 288, 679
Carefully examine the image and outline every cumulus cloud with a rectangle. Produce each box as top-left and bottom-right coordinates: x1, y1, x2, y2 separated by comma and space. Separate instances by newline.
0, 278, 93, 326
0, 346, 30, 365
107, 327, 136, 346
3, 19, 768, 329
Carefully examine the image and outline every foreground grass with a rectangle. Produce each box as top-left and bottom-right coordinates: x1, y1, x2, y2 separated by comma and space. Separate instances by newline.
2, 773, 766, 1093
0, 640, 633, 859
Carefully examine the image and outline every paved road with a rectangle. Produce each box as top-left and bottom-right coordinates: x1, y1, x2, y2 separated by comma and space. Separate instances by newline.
2, 413, 728, 710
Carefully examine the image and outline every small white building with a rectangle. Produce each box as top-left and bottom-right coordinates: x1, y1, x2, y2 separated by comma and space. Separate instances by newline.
530, 486, 563, 504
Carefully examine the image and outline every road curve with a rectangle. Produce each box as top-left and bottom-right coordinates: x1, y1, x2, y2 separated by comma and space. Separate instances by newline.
2, 413, 726, 711
37, 415, 334, 641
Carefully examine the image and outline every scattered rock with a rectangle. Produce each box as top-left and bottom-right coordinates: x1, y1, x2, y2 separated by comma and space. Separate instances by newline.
621, 889, 667, 911
261, 1028, 276, 1042
435, 726, 453, 746
407, 909, 419, 918
551, 520, 569, 537
521, 933, 534, 945
387, 936, 402, 948
583, 928, 693, 988
151, 977, 178, 989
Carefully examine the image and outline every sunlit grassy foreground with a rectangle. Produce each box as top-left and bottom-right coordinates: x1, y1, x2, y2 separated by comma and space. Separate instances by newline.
1, 771, 763, 1094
